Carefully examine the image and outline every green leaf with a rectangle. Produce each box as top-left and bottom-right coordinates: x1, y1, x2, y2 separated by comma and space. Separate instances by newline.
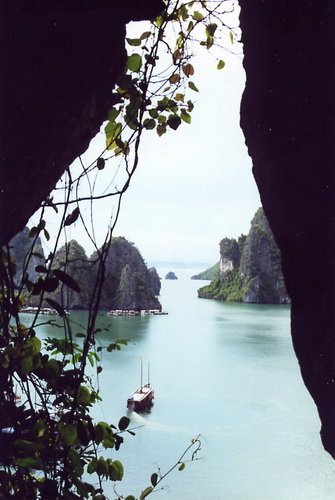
27, 336, 42, 353
150, 472, 158, 486
187, 20, 194, 32
157, 114, 167, 124
206, 35, 214, 49
45, 298, 65, 317
125, 497, 136, 500
188, 81, 199, 92
148, 109, 158, 119
64, 207, 80, 227
21, 356, 33, 374
110, 460, 124, 481
104, 121, 122, 150
187, 100, 194, 112
15, 457, 42, 468
77, 420, 90, 446
167, 114, 181, 131
154, 14, 164, 28
127, 53, 142, 72
181, 110, 191, 124
217, 59, 225, 70
35, 265, 48, 273
206, 23, 218, 37
230, 30, 234, 44
53, 269, 81, 292
59, 423, 77, 446
69, 448, 84, 477
140, 486, 153, 500
178, 462, 186, 471
175, 93, 184, 102
44, 229, 50, 241
115, 338, 128, 345
29, 226, 38, 238
169, 73, 180, 84
118, 416, 130, 431
156, 123, 166, 137
87, 457, 97, 474
43, 277, 59, 292
126, 38, 141, 46
192, 11, 204, 20
140, 31, 151, 40
108, 107, 121, 122
96, 158, 105, 170
143, 118, 156, 130
96, 456, 108, 477
78, 386, 91, 405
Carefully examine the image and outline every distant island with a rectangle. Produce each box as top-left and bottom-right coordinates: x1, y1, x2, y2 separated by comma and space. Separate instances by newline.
9, 231, 162, 312
198, 208, 290, 304
165, 271, 178, 280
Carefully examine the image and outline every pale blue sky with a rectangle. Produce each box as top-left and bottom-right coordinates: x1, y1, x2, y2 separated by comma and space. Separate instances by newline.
33, 13, 261, 266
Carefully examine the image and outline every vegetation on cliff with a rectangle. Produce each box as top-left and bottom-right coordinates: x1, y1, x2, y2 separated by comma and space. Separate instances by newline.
198, 208, 290, 304
191, 262, 220, 280
10, 232, 161, 311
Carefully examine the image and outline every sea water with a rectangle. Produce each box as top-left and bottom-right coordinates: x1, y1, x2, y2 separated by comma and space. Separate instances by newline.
33, 268, 335, 499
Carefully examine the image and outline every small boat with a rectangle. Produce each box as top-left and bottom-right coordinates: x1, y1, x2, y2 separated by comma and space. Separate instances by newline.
127, 359, 154, 411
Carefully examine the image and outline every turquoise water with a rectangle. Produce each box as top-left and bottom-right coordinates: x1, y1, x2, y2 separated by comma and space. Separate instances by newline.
34, 269, 335, 499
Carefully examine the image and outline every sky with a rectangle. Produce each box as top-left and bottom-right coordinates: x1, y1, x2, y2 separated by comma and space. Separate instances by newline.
33, 6, 261, 267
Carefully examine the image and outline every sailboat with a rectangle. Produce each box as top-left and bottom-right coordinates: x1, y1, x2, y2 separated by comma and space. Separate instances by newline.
127, 359, 154, 411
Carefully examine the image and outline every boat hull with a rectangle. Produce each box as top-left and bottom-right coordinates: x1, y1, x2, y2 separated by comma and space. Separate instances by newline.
127, 384, 154, 411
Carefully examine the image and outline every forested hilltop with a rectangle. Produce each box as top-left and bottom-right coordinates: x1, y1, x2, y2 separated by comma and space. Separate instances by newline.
9, 232, 161, 311
198, 208, 290, 304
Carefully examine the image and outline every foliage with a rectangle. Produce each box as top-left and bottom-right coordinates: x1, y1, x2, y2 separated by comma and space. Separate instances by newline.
191, 261, 220, 280
0, 1, 236, 497
198, 269, 245, 301
198, 208, 290, 304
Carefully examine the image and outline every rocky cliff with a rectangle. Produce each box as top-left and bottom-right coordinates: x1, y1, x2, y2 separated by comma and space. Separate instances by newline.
97, 237, 161, 311
9, 231, 161, 311
198, 208, 289, 304
8, 227, 45, 286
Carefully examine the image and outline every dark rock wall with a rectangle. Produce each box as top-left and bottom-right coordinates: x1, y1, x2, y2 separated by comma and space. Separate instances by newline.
239, 209, 288, 304
240, 1, 335, 457
0, 0, 164, 246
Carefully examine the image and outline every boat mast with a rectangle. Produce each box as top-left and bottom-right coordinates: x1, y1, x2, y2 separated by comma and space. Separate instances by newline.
140, 356, 143, 391
148, 361, 150, 385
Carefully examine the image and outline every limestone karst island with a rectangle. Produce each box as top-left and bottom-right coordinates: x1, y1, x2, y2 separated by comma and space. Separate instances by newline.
195, 208, 290, 304
10, 231, 162, 314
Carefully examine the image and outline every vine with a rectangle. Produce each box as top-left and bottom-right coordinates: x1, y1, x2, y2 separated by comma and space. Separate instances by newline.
0, 1, 238, 498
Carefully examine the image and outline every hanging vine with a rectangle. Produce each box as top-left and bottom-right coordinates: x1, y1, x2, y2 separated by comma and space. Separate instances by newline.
0, 1, 239, 498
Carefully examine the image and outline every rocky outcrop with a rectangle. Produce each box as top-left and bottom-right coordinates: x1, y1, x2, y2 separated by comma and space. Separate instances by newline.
96, 237, 161, 311
0, 1, 164, 247
8, 227, 45, 285
239, 0, 335, 457
45, 240, 92, 310
148, 267, 161, 296
9, 231, 161, 311
198, 208, 289, 304
165, 272, 178, 280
